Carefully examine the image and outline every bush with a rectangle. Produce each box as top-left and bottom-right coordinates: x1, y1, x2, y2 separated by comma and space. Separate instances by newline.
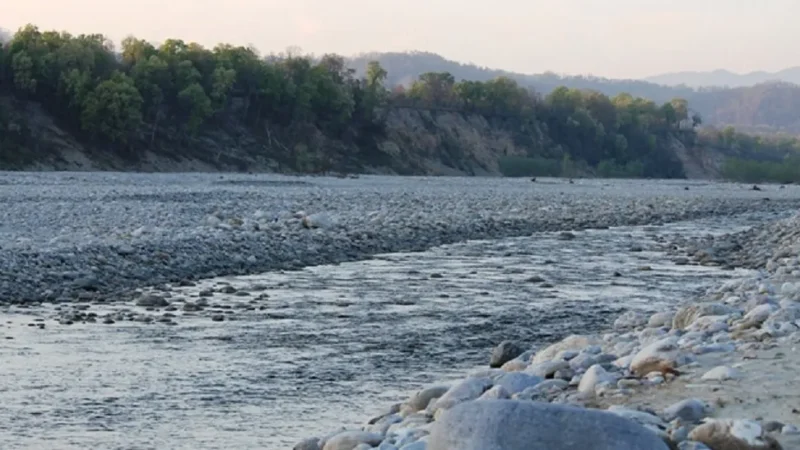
498, 156, 562, 177
597, 159, 645, 178
721, 157, 800, 183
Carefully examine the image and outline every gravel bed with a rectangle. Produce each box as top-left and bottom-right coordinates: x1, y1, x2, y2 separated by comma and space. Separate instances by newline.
2, 172, 800, 303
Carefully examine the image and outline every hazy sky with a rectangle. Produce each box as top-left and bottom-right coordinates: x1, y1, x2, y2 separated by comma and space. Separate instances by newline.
3, 0, 797, 79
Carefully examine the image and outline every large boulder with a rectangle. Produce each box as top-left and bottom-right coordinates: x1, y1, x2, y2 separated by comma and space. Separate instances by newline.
428, 400, 671, 450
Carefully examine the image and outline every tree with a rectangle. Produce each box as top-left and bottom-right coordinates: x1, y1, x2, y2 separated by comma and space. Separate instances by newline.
177, 82, 212, 133
365, 61, 387, 90
81, 72, 143, 143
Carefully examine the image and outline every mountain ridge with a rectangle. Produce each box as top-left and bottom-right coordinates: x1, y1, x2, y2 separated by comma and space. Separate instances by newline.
345, 52, 800, 133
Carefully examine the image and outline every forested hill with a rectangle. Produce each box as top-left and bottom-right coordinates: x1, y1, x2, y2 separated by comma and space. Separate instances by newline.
347, 52, 800, 133
0, 24, 704, 178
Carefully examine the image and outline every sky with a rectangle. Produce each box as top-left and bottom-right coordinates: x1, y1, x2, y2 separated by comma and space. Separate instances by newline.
2, 0, 797, 79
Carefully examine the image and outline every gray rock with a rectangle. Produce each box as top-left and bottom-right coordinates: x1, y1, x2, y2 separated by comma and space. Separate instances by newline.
663, 399, 713, 424
493, 372, 543, 395
294, 438, 322, 450
403, 385, 450, 413
431, 378, 493, 411
489, 340, 522, 368
678, 442, 712, 450
700, 366, 742, 381
526, 360, 569, 378
322, 431, 383, 450
135, 294, 169, 307
428, 400, 671, 450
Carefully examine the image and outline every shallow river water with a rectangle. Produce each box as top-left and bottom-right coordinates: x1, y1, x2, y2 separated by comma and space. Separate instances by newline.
0, 212, 776, 449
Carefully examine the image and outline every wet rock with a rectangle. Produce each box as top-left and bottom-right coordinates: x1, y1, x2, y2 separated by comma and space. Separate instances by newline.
489, 340, 522, 368
428, 400, 671, 450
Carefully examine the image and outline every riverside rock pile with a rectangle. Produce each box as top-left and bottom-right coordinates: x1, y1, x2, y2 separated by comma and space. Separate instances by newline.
296, 213, 800, 450
2, 173, 800, 304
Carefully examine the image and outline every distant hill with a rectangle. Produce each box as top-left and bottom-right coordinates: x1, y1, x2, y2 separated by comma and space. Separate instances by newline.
645, 68, 800, 88
346, 52, 800, 133
346, 51, 698, 104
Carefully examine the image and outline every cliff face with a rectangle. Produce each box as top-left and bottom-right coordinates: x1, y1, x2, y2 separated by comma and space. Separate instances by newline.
667, 135, 728, 180
4, 96, 725, 178
1, 97, 541, 175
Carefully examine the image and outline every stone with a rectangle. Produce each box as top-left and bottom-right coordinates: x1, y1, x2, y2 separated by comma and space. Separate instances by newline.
500, 359, 528, 372
489, 340, 522, 368
568, 352, 598, 371
577, 364, 617, 395
428, 400, 671, 450
532, 335, 600, 364
663, 399, 713, 424
135, 294, 169, 307
701, 366, 742, 381
322, 431, 383, 450
649, 312, 675, 328
689, 419, 782, 450
294, 438, 322, 450
493, 372, 543, 395
526, 360, 569, 378
478, 385, 511, 400
431, 378, 493, 412
630, 336, 682, 377
403, 385, 450, 413
614, 311, 649, 330
678, 442, 712, 450
673, 304, 737, 330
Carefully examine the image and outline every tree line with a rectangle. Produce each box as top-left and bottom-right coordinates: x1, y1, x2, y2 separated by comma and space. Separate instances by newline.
1, 24, 701, 177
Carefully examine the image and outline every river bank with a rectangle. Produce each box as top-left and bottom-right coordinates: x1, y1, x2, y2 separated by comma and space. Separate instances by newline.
295, 213, 800, 449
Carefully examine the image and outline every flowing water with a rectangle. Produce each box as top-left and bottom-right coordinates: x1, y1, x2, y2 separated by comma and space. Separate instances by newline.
0, 213, 774, 449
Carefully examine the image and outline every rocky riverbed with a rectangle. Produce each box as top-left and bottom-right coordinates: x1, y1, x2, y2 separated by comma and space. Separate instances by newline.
1, 173, 799, 304
2, 173, 800, 449
293, 217, 800, 450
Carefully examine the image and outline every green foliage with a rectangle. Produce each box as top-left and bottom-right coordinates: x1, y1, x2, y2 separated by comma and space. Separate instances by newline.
81, 72, 143, 143
697, 126, 800, 161
721, 156, 800, 183
597, 159, 645, 178
498, 156, 562, 177
0, 23, 704, 177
